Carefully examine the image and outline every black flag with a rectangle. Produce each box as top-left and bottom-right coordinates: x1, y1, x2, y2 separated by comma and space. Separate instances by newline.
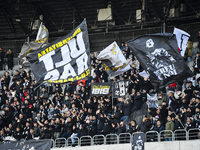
132, 133, 146, 150
127, 33, 192, 89
0, 139, 52, 150
26, 20, 90, 88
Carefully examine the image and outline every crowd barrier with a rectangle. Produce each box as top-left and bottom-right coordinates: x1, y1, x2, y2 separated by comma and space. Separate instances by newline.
49, 128, 200, 148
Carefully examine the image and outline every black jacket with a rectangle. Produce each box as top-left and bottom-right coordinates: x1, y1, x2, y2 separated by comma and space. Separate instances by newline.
137, 119, 151, 133
34, 127, 41, 137
122, 103, 131, 116
13, 131, 22, 141
40, 129, 53, 139
65, 121, 74, 135
128, 124, 137, 134
116, 125, 126, 135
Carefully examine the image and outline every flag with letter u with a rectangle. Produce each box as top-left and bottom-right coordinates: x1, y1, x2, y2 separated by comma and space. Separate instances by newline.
127, 33, 192, 89
26, 20, 90, 88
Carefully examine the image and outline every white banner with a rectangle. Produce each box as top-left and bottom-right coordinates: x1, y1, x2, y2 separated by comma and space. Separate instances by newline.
173, 27, 190, 57
97, 41, 132, 79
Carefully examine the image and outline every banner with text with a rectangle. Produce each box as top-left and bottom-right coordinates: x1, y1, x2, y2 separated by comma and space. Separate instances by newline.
26, 20, 90, 88
0, 139, 52, 150
91, 82, 111, 96
127, 33, 193, 89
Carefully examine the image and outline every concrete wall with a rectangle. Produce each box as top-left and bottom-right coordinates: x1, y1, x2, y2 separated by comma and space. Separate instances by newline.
145, 140, 200, 150
51, 144, 131, 150
51, 140, 200, 150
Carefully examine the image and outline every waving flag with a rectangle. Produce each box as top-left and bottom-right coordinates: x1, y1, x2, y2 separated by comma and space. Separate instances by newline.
127, 33, 192, 89
26, 20, 90, 89
97, 41, 131, 79
173, 27, 190, 57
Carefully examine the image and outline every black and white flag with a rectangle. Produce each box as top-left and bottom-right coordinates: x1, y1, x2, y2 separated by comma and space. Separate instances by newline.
0, 139, 52, 150
26, 20, 90, 88
132, 133, 146, 150
127, 33, 193, 89
113, 80, 129, 98
91, 82, 111, 96
97, 41, 131, 79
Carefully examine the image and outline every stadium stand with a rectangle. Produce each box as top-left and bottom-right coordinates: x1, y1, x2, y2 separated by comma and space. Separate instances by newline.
0, 43, 199, 149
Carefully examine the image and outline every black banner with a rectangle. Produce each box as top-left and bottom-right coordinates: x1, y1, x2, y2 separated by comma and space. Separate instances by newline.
0, 139, 52, 150
127, 33, 193, 89
132, 133, 146, 150
91, 82, 111, 96
26, 20, 90, 87
113, 80, 129, 98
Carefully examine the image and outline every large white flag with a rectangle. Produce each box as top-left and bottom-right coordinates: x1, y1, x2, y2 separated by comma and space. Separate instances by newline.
173, 27, 190, 57
97, 41, 131, 79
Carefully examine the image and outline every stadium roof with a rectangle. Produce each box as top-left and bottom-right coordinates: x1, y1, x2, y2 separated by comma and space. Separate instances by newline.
0, 0, 200, 41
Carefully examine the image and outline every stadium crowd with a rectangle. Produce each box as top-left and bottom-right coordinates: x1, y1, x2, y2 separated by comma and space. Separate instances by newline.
0, 42, 199, 144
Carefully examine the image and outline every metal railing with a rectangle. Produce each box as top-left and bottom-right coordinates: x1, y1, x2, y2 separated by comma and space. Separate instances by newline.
106, 134, 118, 144
51, 129, 200, 148
174, 129, 187, 141
188, 128, 200, 140
55, 138, 67, 147
93, 135, 105, 145
80, 136, 92, 146
160, 130, 174, 141
146, 131, 159, 142
119, 133, 132, 144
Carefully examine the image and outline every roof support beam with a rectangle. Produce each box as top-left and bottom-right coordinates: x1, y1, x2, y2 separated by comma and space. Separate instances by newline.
1, 0, 29, 35
149, 0, 164, 21
2, 8, 16, 35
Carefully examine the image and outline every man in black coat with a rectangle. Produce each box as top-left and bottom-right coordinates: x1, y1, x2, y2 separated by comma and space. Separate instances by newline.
121, 100, 132, 121
26, 128, 34, 140
13, 126, 22, 140
40, 87, 49, 102
131, 92, 144, 113
61, 117, 74, 139
137, 115, 151, 133
116, 121, 126, 135
40, 125, 53, 139
77, 124, 87, 138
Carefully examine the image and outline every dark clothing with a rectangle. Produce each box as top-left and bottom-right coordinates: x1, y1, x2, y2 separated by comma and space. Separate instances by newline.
64, 121, 74, 135
40, 91, 49, 102
116, 125, 126, 135
122, 103, 131, 116
13, 131, 22, 141
26, 132, 34, 140
153, 125, 165, 133
64, 83, 74, 95
128, 124, 137, 134
40, 129, 53, 139
137, 119, 151, 133
34, 127, 41, 137
5, 52, 13, 69
0, 51, 5, 70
